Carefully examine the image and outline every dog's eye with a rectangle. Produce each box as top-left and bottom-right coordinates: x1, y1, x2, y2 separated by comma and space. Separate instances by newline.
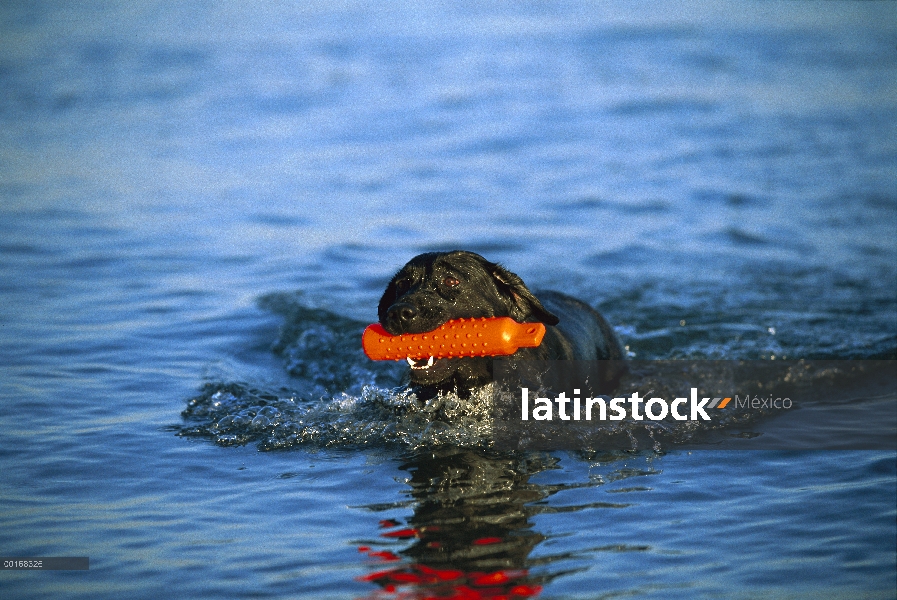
395, 278, 411, 293
442, 276, 460, 288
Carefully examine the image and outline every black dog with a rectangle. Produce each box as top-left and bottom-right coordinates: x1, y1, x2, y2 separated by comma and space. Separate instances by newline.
378, 251, 625, 397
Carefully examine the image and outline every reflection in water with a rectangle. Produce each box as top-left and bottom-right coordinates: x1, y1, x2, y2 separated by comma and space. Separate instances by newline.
355, 451, 547, 599
354, 450, 649, 599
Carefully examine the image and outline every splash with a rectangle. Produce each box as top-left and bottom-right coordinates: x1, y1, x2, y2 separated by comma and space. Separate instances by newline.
178, 294, 895, 452
179, 382, 498, 451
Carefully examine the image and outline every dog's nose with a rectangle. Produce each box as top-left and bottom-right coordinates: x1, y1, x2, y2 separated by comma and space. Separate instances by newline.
386, 302, 418, 330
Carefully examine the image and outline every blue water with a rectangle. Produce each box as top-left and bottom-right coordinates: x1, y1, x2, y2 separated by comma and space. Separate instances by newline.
1, 1, 896, 598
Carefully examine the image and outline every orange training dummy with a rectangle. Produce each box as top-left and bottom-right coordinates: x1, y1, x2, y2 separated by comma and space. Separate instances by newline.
362, 317, 546, 361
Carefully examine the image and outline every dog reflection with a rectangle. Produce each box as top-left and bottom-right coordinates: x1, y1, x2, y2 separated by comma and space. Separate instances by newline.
356, 451, 554, 598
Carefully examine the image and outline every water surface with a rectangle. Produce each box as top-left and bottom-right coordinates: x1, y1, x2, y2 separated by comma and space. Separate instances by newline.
1, 2, 895, 598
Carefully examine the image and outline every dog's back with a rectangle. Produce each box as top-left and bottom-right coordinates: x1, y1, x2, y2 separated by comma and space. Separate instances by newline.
517, 290, 627, 393
536, 290, 625, 361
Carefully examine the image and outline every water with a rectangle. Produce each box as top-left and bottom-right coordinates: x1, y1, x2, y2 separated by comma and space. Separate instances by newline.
1, 1, 896, 598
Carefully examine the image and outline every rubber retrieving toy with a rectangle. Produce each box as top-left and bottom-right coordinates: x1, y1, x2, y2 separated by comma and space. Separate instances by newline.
362, 317, 546, 361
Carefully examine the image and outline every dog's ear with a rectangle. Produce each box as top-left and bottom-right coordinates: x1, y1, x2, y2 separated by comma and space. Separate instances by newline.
491, 264, 560, 325
377, 279, 398, 324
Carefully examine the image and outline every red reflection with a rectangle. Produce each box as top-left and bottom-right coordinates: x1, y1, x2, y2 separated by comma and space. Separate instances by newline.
472, 537, 503, 546
356, 528, 541, 600
381, 528, 420, 539
355, 452, 547, 600
380, 519, 403, 529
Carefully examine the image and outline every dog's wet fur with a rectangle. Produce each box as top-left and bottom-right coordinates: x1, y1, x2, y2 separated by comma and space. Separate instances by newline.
378, 251, 626, 398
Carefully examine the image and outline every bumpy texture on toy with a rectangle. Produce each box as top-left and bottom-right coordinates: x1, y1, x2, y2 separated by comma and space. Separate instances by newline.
362, 317, 546, 361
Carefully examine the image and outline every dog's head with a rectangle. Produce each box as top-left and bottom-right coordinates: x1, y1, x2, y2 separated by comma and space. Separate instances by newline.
377, 251, 558, 391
